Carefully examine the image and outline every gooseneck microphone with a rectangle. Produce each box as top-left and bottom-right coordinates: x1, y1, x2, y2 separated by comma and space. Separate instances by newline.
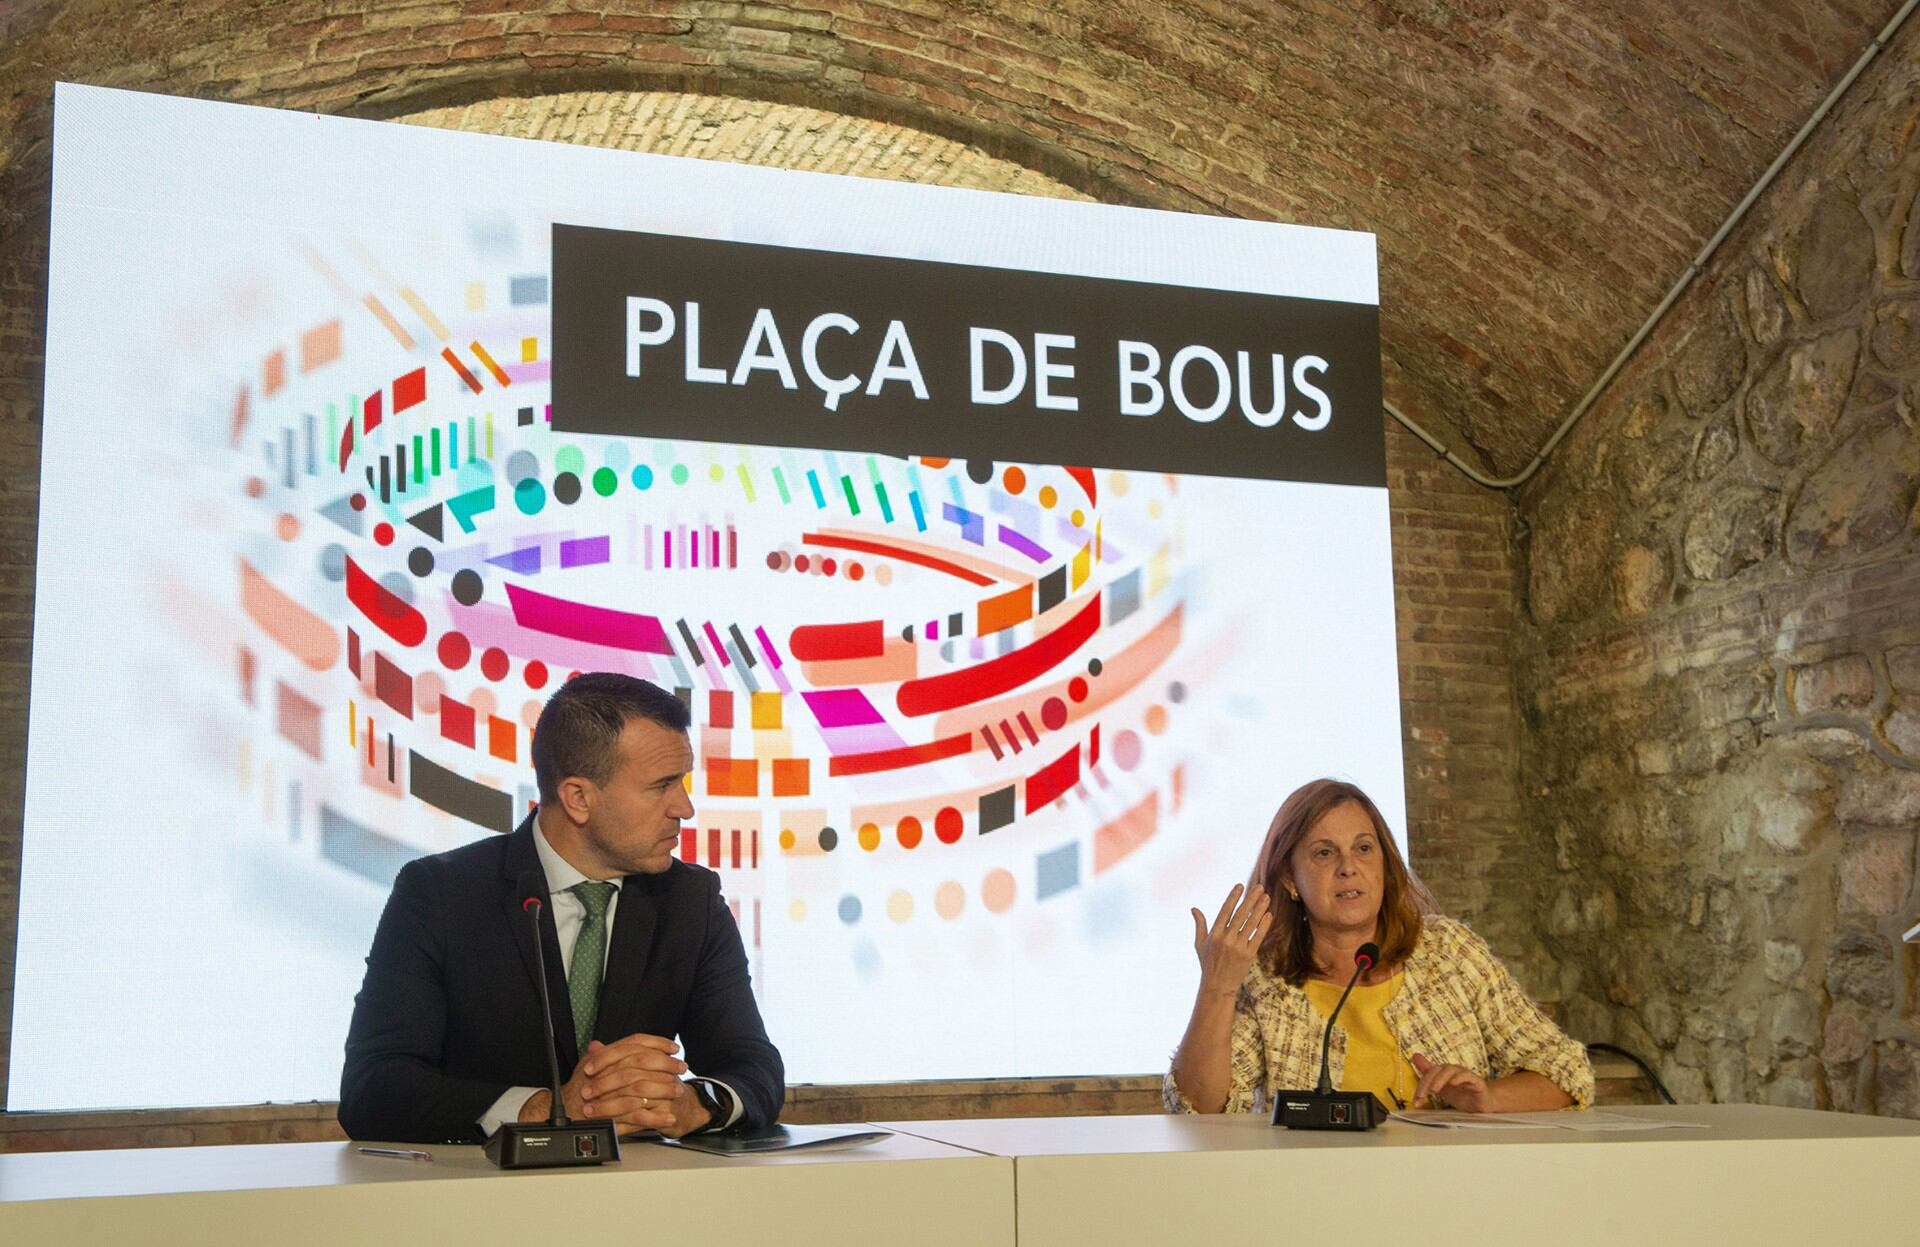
483, 870, 621, 1169
520, 884, 571, 1127
1314, 942, 1378, 1094
1273, 940, 1388, 1131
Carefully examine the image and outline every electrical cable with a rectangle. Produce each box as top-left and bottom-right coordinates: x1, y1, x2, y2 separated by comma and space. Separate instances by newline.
1389, 0, 1920, 491
1585, 1042, 1677, 1105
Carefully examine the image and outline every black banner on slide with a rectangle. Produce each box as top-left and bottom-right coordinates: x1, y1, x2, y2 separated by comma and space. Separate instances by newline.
550, 224, 1383, 487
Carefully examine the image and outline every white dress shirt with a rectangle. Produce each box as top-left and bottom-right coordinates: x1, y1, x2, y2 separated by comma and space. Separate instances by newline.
476, 822, 741, 1135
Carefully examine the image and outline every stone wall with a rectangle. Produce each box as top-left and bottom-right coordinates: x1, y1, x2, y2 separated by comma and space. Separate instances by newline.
1515, 27, 1920, 1116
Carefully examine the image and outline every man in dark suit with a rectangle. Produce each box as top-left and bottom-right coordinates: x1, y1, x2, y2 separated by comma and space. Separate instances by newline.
339, 673, 783, 1143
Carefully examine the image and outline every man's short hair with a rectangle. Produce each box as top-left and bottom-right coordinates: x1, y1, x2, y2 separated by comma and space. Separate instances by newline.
531, 673, 691, 802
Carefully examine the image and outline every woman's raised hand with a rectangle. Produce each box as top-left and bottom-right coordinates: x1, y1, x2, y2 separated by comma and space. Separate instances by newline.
1190, 883, 1272, 995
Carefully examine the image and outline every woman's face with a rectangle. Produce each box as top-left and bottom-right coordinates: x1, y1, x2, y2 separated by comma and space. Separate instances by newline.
1286, 800, 1386, 937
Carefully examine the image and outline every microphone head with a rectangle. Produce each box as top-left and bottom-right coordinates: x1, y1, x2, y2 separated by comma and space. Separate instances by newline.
515, 869, 548, 912
1355, 942, 1380, 969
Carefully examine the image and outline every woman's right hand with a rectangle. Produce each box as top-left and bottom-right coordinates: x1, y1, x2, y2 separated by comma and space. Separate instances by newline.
1190, 883, 1271, 996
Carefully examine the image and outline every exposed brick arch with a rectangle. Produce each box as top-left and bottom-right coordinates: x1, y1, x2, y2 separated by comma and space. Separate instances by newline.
394, 89, 1094, 200
1, 0, 1898, 469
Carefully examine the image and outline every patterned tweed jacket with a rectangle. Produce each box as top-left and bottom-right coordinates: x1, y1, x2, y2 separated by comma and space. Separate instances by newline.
1164, 914, 1594, 1113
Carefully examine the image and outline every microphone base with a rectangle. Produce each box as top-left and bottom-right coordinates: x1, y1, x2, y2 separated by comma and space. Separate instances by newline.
1271, 1090, 1387, 1131
484, 1117, 622, 1168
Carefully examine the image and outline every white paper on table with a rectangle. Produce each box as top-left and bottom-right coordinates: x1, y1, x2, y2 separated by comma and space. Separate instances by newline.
1389, 1110, 1559, 1130
1390, 1109, 1708, 1132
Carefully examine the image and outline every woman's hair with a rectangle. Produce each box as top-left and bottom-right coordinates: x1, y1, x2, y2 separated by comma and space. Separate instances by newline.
1251, 778, 1434, 985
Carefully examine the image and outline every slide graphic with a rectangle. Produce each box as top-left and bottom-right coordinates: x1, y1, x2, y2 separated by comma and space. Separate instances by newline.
12, 84, 1404, 1107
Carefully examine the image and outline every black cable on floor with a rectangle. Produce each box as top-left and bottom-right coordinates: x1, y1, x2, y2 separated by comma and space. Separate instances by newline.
1585, 1042, 1677, 1105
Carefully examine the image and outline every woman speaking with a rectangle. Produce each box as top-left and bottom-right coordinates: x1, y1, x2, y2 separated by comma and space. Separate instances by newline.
1167, 779, 1592, 1115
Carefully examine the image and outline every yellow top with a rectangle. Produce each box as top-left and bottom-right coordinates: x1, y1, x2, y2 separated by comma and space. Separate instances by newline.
1302, 972, 1416, 1107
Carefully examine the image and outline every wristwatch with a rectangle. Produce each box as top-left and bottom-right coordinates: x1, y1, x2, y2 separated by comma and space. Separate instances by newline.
687, 1078, 734, 1132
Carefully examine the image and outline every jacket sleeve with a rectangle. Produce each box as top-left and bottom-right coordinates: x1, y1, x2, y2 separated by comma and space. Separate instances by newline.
338, 859, 510, 1142
1463, 927, 1595, 1108
679, 871, 785, 1129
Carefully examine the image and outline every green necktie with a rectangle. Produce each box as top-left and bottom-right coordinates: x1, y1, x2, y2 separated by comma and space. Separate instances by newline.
568, 881, 617, 1047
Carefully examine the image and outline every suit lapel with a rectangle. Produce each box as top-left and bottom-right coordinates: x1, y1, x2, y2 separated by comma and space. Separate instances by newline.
502, 812, 581, 1070
594, 873, 657, 1042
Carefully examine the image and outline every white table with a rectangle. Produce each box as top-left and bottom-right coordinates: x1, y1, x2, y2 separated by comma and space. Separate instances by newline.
0, 1130, 1013, 1245
880, 1105, 1920, 1246
7, 1106, 1916, 1245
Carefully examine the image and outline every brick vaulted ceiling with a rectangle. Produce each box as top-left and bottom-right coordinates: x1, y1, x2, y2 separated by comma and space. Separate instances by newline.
0, 0, 1903, 476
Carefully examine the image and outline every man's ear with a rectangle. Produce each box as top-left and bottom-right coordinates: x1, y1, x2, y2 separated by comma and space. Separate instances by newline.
555, 775, 595, 825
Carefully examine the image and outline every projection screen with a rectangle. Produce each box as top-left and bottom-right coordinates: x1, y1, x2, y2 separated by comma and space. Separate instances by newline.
10, 83, 1404, 1110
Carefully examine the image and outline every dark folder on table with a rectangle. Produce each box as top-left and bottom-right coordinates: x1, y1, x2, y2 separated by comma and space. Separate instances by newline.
651, 1124, 891, 1156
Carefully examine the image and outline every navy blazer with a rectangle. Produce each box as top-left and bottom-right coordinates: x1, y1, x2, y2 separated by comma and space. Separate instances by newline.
339, 814, 783, 1142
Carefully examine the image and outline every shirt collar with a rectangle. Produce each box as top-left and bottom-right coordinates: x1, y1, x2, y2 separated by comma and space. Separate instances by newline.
533, 811, 624, 897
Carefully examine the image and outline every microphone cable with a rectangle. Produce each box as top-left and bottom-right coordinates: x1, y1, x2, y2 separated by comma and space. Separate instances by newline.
1584, 1042, 1677, 1105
